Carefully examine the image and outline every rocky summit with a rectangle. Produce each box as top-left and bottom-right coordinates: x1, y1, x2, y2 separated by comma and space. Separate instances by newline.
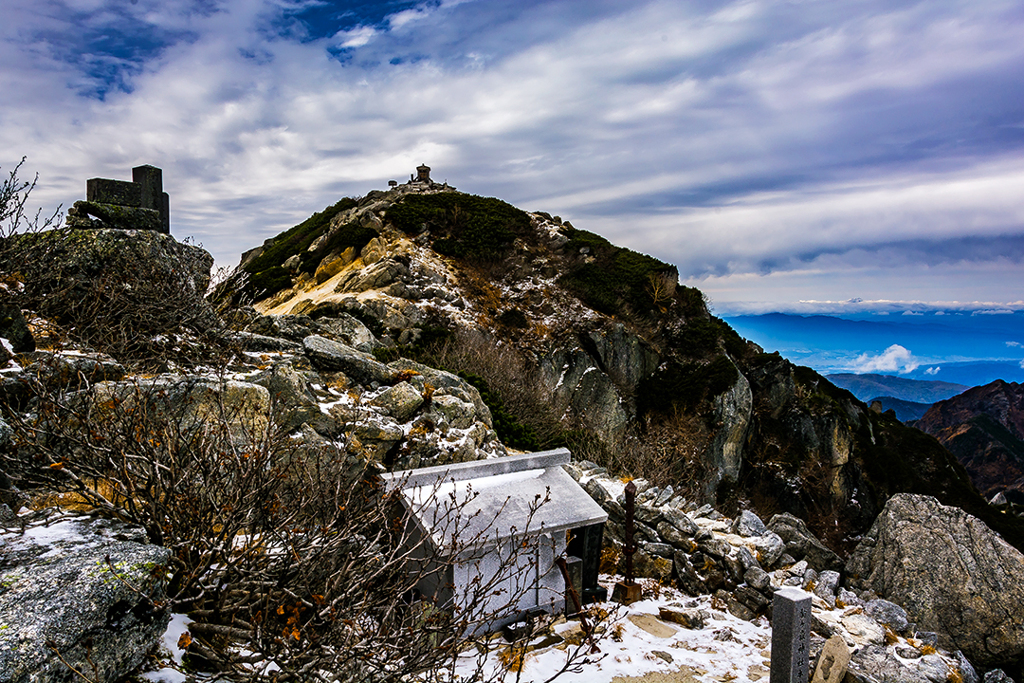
213, 178, 1024, 553
3, 173, 1024, 682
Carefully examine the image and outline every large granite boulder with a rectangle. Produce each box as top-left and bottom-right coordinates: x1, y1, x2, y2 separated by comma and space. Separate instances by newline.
0, 514, 171, 683
846, 493, 1024, 669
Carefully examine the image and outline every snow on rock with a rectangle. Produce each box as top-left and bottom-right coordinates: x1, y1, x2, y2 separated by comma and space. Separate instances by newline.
0, 513, 172, 683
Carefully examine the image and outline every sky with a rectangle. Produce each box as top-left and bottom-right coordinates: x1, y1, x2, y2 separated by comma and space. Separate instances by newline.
3, 0, 1023, 316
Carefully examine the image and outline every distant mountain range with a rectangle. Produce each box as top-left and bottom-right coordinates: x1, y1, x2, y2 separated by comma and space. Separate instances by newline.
826, 373, 969, 404
724, 312, 1024, 387
913, 380, 1024, 504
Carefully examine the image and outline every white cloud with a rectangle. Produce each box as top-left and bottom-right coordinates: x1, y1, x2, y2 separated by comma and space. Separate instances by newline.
849, 344, 920, 374
1, 0, 1023, 304
1008, 341, 1022, 348
925, 366, 940, 375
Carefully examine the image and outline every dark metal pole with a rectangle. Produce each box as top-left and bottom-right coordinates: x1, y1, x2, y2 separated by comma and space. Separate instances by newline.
623, 480, 637, 587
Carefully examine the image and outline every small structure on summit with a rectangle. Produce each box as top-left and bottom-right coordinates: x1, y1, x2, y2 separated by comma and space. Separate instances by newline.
65, 165, 170, 234
380, 449, 607, 634
415, 164, 431, 183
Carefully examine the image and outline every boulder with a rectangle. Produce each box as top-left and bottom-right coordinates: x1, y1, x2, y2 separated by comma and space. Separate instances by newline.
732, 509, 767, 537
89, 377, 271, 443
387, 359, 492, 426
0, 306, 34, 353
846, 645, 963, 683
371, 381, 424, 422
0, 514, 171, 683
846, 493, 1024, 669
864, 598, 910, 634
767, 512, 842, 571
249, 362, 322, 432
303, 335, 397, 385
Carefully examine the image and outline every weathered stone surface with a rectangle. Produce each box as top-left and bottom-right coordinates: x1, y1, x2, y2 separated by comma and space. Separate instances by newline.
0, 514, 171, 683
89, 377, 270, 442
811, 634, 850, 683
661, 507, 698, 536
846, 645, 930, 683
656, 521, 693, 550
706, 367, 751, 496
371, 381, 424, 422
583, 323, 659, 397
846, 493, 1024, 668
583, 477, 615, 505
659, 605, 704, 629
744, 566, 771, 591
65, 200, 162, 232
388, 359, 492, 426
733, 509, 767, 537
983, 670, 1015, 683
633, 548, 673, 581
813, 570, 840, 607
0, 306, 34, 353
751, 530, 786, 567
304, 335, 397, 385
673, 551, 706, 596
250, 361, 321, 431
541, 345, 629, 445
840, 612, 885, 646
864, 598, 909, 634
428, 393, 477, 430
768, 513, 842, 571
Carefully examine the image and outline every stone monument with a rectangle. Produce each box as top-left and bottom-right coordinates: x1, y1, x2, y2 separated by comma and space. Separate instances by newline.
66, 164, 170, 234
770, 586, 811, 683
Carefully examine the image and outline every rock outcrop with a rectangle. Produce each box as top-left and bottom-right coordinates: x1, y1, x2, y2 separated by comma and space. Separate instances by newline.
205, 181, 1024, 554
846, 493, 1024, 671
0, 514, 171, 683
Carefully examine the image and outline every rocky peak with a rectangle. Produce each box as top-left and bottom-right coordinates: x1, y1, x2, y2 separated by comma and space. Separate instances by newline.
913, 379, 1024, 503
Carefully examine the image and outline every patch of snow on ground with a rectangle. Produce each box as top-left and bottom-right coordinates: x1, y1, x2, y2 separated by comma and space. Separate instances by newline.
458, 576, 774, 683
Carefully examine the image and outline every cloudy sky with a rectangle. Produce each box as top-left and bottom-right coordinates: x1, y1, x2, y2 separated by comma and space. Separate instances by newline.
3, 0, 1023, 315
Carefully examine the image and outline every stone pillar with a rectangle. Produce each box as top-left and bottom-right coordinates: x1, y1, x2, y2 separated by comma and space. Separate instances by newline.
133, 165, 169, 233
567, 523, 608, 603
770, 586, 811, 683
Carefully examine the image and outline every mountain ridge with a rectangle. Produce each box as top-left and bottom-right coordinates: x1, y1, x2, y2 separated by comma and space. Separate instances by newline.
212, 178, 1024, 553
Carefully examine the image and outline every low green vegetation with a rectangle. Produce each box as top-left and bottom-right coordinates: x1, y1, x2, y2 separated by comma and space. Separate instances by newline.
637, 355, 739, 416
456, 371, 543, 451
386, 192, 532, 261
240, 197, 363, 300
557, 226, 677, 317
243, 198, 358, 276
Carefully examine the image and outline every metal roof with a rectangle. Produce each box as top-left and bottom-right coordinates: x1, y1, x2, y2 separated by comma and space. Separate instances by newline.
380, 449, 608, 554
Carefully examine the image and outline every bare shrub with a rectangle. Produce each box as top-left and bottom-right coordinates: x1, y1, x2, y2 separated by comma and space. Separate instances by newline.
598, 410, 711, 498
423, 328, 566, 448
2, 369, 607, 681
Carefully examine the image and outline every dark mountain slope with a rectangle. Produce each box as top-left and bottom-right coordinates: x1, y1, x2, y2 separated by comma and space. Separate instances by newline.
213, 178, 1024, 552
913, 380, 1024, 503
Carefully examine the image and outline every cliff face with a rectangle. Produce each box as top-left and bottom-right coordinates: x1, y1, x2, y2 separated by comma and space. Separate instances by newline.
913, 380, 1024, 503
213, 182, 1024, 552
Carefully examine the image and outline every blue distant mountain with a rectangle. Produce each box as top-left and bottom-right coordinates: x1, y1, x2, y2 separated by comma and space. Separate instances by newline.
825, 373, 967, 403
723, 311, 1024, 388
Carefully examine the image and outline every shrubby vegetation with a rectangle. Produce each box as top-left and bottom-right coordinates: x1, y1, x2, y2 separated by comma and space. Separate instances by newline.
0, 164, 608, 682
387, 192, 532, 262
557, 226, 678, 317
